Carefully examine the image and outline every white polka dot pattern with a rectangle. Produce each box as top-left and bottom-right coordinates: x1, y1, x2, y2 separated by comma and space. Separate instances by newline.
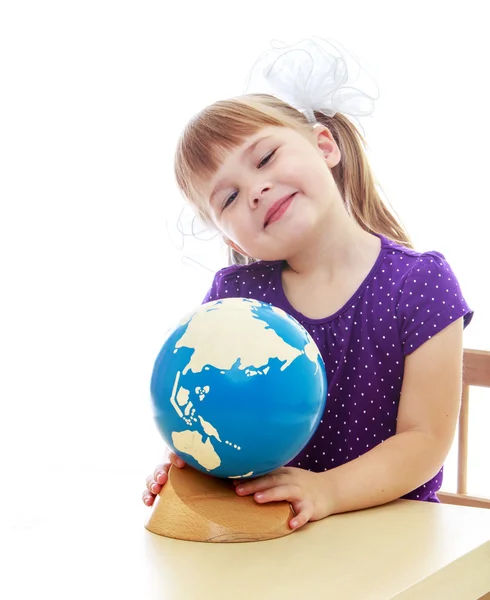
202, 235, 473, 502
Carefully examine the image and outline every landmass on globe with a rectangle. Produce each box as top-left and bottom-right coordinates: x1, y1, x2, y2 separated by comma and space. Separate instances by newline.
166, 298, 322, 477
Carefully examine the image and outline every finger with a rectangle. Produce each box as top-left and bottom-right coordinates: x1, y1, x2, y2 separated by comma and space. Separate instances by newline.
253, 483, 302, 504
235, 473, 288, 496
288, 503, 313, 530
142, 490, 155, 507
146, 474, 163, 495
153, 464, 170, 485
232, 466, 288, 488
169, 452, 186, 468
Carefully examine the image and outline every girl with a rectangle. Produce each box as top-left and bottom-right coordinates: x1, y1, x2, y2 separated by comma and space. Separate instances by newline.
142, 40, 472, 530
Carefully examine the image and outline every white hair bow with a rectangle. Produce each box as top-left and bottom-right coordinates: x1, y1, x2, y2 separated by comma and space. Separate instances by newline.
244, 37, 380, 125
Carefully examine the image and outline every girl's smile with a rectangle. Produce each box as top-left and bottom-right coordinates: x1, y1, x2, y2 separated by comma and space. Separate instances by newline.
264, 192, 297, 228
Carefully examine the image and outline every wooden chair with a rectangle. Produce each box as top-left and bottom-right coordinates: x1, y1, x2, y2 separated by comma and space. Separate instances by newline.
437, 349, 490, 509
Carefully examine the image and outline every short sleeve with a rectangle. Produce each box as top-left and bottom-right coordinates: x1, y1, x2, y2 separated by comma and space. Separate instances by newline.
202, 270, 224, 304
201, 265, 239, 304
397, 251, 473, 356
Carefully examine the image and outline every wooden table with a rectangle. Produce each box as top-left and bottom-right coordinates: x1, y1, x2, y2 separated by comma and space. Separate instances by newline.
3, 468, 490, 599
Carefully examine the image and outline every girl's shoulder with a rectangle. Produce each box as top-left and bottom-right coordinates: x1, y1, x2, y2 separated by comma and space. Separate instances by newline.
379, 235, 457, 286
202, 260, 282, 303
378, 236, 473, 352
381, 235, 446, 266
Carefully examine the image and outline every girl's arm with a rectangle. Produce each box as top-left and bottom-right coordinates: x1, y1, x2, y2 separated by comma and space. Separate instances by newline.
323, 317, 463, 515
235, 318, 464, 528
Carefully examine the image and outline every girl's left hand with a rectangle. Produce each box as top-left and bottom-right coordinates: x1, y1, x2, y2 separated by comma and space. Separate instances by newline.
234, 466, 332, 530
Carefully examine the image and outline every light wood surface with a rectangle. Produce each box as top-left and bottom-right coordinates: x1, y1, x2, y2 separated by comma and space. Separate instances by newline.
463, 349, 490, 388
458, 383, 470, 494
440, 348, 490, 508
438, 491, 490, 510
3, 468, 490, 600
145, 465, 294, 542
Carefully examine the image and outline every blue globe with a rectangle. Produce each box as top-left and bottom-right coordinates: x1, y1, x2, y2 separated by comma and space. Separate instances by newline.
150, 297, 327, 479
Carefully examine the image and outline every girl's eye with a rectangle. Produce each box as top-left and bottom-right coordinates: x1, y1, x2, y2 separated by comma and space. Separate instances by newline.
258, 149, 276, 169
221, 149, 276, 210
223, 191, 238, 209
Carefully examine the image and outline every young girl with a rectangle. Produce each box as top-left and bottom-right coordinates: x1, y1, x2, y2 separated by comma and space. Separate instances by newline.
142, 40, 472, 530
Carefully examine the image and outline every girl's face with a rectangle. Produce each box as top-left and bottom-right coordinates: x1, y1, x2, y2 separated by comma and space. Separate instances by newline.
203, 125, 343, 261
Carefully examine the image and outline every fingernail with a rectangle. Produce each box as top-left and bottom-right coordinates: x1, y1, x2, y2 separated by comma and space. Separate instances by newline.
236, 486, 244, 493
290, 520, 297, 528
255, 493, 264, 501
155, 471, 165, 483
151, 483, 158, 493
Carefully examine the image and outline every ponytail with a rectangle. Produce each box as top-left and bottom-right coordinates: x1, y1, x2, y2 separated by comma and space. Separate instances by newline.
314, 111, 412, 249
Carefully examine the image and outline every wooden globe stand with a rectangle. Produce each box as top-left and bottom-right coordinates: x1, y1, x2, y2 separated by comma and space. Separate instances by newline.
145, 465, 295, 543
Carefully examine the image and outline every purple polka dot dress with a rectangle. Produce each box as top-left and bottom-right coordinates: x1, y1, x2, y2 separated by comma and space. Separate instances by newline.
202, 235, 473, 502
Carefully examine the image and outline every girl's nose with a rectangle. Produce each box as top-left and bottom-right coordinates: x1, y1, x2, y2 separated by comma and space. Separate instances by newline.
250, 185, 271, 207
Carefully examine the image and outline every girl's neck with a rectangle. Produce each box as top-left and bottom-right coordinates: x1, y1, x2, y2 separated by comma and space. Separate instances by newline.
281, 215, 382, 321
285, 211, 381, 282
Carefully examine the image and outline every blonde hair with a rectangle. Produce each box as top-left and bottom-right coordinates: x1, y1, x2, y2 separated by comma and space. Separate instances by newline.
174, 94, 412, 265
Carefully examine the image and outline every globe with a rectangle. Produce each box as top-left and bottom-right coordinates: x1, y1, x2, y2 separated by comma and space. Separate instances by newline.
150, 297, 327, 480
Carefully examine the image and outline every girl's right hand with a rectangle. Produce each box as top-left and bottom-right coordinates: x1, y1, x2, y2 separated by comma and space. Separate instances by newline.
142, 452, 186, 507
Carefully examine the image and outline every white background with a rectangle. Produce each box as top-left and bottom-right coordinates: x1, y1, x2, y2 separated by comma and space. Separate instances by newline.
1, 0, 488, 517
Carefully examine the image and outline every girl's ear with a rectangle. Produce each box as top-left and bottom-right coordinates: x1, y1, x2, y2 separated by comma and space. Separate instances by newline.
314, 124, 342, 168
